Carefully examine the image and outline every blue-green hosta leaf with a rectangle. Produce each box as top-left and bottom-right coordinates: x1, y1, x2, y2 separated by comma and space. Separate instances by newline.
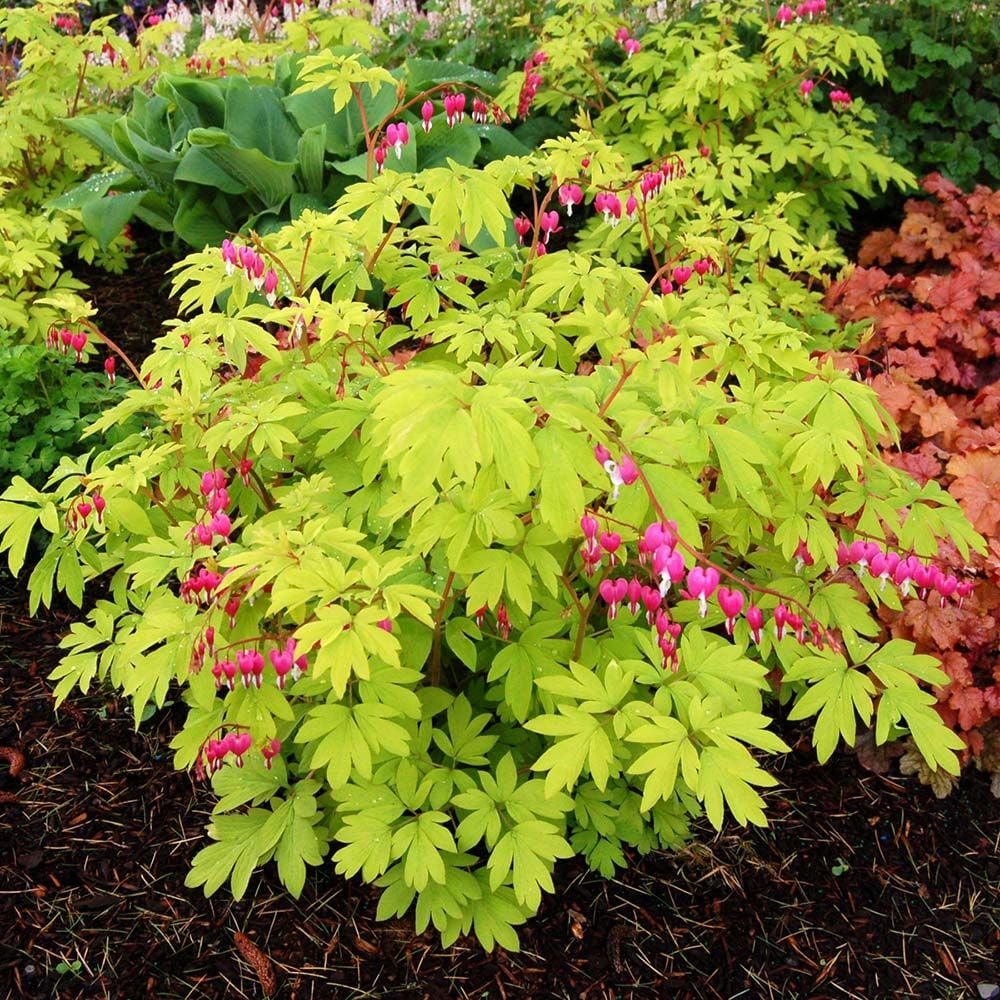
80, 191, 146, 249
187, 128, 298, 207
223, 77, 301, 161
47, 170, 135, 211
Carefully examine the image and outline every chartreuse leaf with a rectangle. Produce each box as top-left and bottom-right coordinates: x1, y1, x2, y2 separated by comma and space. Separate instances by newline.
866, 640, 964, 775
534, 425, 586, 540
433, 695, 497, 765
624, 714, 692, 812
333, 781, 406, 881
274, 780, 328, 897
376, 866, 527, 952
487, 819, 573, 910
392, 812, 457, 891
0, 498, 41, 575
462, 873, 528, 951
785, 652, 876, 762
707, 423, 771, 515
296, 700, 410, 788
185, 801, 291, 899
696, 744, 777, 830
527, 709, 609, 796
808, 581, 881, 645
212, 756, 288, 813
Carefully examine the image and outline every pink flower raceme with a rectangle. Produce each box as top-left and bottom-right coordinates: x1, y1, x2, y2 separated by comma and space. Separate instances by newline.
518, 54, 544, 118
385, 121, 410, 158
652, 544, 685, 597
496, 604, 511, 641
444, 93, 466, 127
672, 265, 692, 288
225, 731, 252, 768
599, 531, 621, 565
70, 331, 87, 363
269, 638, 299, 689
263, 268, 279, 306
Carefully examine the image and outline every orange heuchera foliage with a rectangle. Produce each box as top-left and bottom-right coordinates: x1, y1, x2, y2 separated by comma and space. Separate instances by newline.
826, 173, 1000, 777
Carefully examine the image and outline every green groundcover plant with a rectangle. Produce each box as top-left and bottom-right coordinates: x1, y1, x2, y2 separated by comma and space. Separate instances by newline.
835, 0, 1000, 192
0, 330, 137, 492
0, 0, 983, 952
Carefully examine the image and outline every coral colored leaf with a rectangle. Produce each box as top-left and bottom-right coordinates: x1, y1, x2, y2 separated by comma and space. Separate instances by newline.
948, 686, 986, 732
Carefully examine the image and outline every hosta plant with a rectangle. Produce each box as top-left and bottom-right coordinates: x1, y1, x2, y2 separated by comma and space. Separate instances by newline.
58, 21, 524, 250
825, 173, 1000, 795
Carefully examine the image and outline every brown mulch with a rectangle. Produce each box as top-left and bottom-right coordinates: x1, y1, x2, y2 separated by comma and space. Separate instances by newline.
2, 570, 999, 1000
